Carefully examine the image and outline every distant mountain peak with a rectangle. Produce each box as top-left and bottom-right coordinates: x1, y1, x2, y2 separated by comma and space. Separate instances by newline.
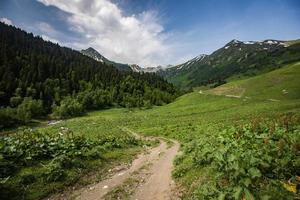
86, 47, 97, 51
159, 38, 300, 89
227, 39, 241, 45
223, 39, 288, 51
129, 64, 166, 73
81, 47, 132, 71
130, 64, 142, 72
81, 47, 107, 63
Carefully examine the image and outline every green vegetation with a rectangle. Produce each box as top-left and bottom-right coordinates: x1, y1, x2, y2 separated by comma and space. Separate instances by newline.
1, 22, 300, 200
0, 97, 44, 127
0, 120, 157, 200
0, 22, 178, 129
1, 60, 299, 199
161, 39, 300, 89
45, 62, 298, 199
210, 62, 300, 100
179, 119, 299, 199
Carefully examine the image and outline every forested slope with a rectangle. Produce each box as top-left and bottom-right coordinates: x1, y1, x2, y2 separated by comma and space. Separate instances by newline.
0, 22, 178, 128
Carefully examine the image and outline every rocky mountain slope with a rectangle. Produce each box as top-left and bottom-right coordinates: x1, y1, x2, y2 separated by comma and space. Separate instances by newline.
81, 47, 132, 71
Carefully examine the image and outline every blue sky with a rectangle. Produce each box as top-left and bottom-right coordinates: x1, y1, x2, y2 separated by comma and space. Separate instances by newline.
0, 0, 299, 66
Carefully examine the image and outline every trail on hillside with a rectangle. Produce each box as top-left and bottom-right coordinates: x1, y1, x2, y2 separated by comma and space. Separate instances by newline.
47, 130, 180, 200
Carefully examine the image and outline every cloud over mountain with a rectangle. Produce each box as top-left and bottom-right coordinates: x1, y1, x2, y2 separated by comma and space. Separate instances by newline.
0, 17, 13, 25
37, 0, 170, 66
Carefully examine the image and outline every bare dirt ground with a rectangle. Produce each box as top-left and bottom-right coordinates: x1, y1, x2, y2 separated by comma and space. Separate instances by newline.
131, 140, 180, 200
47, 136, 180, 200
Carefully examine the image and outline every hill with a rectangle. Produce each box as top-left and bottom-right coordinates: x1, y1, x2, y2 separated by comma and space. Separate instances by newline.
81, 48, 168, 73
0, 22, 178, 128
81, 47, 132, 71
1, 54, 299, 200
209, 61, 300, 100
161, 39, 300, 89
93, 62, 300, 199
42, 61, 299, 199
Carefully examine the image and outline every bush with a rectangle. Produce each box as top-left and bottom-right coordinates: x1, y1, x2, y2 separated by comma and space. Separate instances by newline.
143, 100, 152, 109
0, 107, 20, 129
190, 121, 299, 199
43, 161, 66, 182
53, 97, 84, 118
9, 96, 22, 108
16, 97, 44, 123
17, 102, 31, 123
0, 98, 43, 128
77, 89, 111, 110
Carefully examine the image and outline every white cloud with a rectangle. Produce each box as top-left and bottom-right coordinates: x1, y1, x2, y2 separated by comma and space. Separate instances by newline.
37, 0, 172, 67
35, 22, 63, 44
0, 17, 13, 26
41, 34, 60, 44
37, 22, 58, 36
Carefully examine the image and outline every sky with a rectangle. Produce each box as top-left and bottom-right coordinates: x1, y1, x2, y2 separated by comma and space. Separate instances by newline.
0, 0, 300, 67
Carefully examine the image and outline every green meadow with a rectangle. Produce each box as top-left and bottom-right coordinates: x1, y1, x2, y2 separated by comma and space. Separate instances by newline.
1, 62, 300, 199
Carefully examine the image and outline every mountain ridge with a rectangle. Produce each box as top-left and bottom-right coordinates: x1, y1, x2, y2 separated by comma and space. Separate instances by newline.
159, 38, 300, 89
81, 47, 170, 73
81, 47, 132, 71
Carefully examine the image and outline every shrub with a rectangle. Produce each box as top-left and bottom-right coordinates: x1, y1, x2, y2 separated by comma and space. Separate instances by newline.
190, 122, 299, 199
17, 102, 31, 123
0, 107, 20, 129
9, 96, 22, 108
53, 97, 84, 118
143, 100, 152, 109
43, 161, 66, 182
77, 89, 112, 110
16, 97, 44, 123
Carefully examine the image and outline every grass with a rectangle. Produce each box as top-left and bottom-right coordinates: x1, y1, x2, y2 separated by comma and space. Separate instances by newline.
1, 62, 300, 199
0, 114, 158, 200
210, 62, 300, 100
168, 72, 191, 89
75, 62, 299, 198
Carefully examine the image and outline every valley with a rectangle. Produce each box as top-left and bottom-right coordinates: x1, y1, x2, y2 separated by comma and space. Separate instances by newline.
1, 60, 299, 199
1, 2, 300, 199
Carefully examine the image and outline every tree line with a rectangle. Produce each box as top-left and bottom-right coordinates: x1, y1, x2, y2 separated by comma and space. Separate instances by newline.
0, 22, 179, 129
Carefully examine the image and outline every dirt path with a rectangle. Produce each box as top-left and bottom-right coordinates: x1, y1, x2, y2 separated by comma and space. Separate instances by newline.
131, 140, 180, 200
47, 136, 180, 200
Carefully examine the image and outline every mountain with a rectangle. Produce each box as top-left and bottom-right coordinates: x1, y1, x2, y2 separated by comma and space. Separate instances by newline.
209, 61, 300, 100
81, 47, 109, 63
0, 22, 178, 127
81, 47, 132, 71
81, 48, 167, 73
130, 64, 142, 72
161, 39, 300, 89
131, 64, 173, 73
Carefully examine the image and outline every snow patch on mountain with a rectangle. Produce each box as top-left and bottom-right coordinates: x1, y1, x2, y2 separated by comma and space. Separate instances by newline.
243, 41, 256, 44
130, 64, 142, 72
129, 64, 171, 73
175, 54, 207, 70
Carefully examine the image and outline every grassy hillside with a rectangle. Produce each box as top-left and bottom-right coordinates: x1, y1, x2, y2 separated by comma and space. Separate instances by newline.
210, 61, 300, 100
162, 40, 300, 89
1, 62, 299, 199
89, 62, 300, 199
0, 117, 157, 200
